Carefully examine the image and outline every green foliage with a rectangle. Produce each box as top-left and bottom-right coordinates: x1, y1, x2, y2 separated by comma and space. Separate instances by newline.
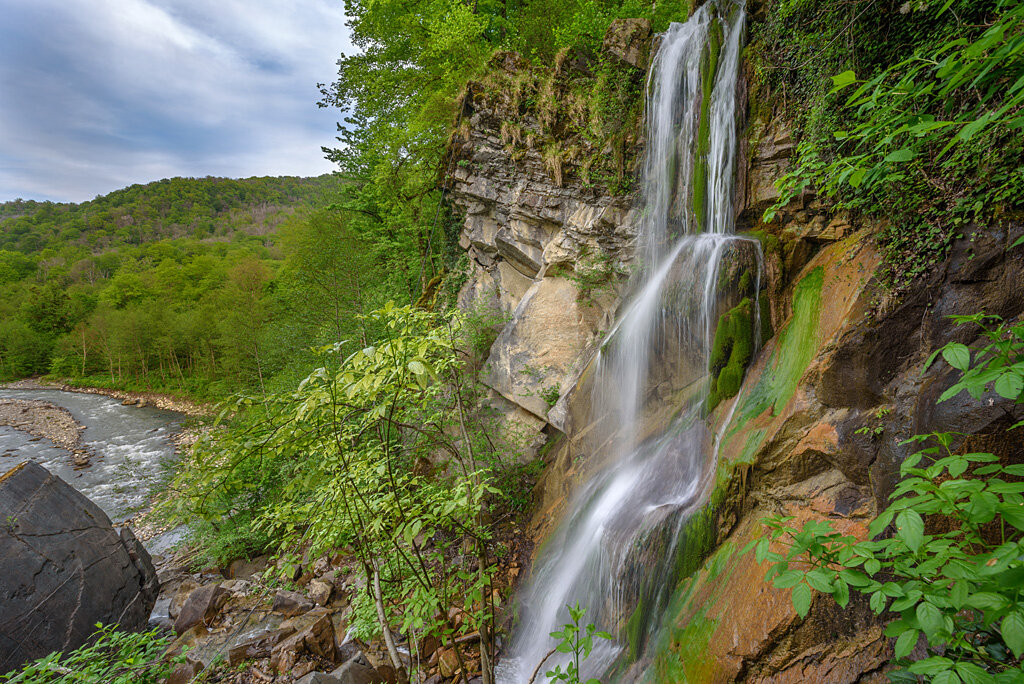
855, 406, 892, 440
545, 604, 613, 684
317, 0, 672, 311
751, 314, 1024, 682
924, 314, 1024, 413
162, 304, 528, 670
0, 174, 398, 401
756, 0, 1024, 288
462, 295, 510, 364
0, 624, 172, 684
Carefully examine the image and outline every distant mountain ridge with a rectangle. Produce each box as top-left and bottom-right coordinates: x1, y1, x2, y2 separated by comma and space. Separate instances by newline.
0, 174, 338, 254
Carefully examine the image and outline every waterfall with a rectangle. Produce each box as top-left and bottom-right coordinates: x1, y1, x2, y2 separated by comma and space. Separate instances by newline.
499, 1, 758, 681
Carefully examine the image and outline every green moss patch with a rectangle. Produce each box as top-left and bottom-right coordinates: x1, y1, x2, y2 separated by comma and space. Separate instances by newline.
648, 542, 738, 683
707, 297, 755, 411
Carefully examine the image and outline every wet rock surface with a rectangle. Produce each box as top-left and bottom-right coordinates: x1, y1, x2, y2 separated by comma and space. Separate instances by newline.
0, 460, 158, 672
643, 220, 1024, 681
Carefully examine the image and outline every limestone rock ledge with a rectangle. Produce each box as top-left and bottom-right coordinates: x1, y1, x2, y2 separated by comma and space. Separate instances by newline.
449, 43, 647, 449
0, 460, 159, 672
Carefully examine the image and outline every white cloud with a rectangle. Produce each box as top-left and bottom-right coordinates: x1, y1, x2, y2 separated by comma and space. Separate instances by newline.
0, 0, 351, 202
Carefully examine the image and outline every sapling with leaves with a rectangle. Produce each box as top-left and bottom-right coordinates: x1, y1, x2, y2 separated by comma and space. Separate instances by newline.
531, 603, 612, 684
166, 303, 515, 684
750, 314, 1024, 682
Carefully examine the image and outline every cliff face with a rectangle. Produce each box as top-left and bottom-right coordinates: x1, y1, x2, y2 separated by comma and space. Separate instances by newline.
448, 29, 649, 453
450, 16, 1024, 684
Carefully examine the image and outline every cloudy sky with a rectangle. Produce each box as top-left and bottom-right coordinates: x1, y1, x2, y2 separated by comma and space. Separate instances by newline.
0, 0, 352, 203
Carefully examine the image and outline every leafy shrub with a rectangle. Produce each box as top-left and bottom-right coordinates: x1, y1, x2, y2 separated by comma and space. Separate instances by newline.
754, 0, 1023, 288
0, 625, 172, 684
751, 314, 1024, 682
545, 604, 613, 684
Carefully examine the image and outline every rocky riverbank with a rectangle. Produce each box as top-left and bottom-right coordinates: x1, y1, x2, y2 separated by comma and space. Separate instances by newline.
154, 539, 526, 684
1, 377, 212, 417
0, 398, 92, 467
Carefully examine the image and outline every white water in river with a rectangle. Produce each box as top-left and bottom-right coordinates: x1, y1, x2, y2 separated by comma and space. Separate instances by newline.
0, 389, 182, 541
501, 2, 754, 681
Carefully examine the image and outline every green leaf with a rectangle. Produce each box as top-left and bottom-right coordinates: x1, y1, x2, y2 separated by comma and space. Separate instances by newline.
954, 662, 995, 684
909, 656, 954, 676
832, 579, 850, 608
932, 671, 961, 684
792, 583, 812, 618
942, 343, 971, 371
965, 592, 1010, 611
917, 602, 944, 640
1011, 235, 1024, 250
829, 70, 858, 93
849, 168, 867, 188
894, 628, 918, 658
896, 509, 924, 553
884, 148, 917, 163
1002, 611, 1024, 658
774, 571, 804, 589
805, 568, 834, 593
994, 372, 1023, 400
999, 502, 1024, 530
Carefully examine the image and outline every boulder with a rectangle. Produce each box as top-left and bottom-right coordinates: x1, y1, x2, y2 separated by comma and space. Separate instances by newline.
227, 555, 269, 579
173, 583, 228, 634
227, 626, 295, 666
269, 612, 337, 673
437, 648, 460, 678
308, 578, 334, 606
0, 461, 158, 672
602, 18, 652, 69
331, 653, 385, 684
272, 589, 315, 616
295, 673, 342, 684
168, 578, 199, 619
166, 661, 202, 684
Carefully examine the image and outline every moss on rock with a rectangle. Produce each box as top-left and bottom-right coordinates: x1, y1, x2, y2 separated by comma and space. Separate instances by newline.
708, 297, 755, 411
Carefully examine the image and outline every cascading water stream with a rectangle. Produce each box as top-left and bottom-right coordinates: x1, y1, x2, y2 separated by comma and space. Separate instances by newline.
499, 1, 758, 681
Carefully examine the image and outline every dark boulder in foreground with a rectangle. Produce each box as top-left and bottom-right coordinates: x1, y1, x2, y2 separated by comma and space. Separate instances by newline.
0, 460, 159, 672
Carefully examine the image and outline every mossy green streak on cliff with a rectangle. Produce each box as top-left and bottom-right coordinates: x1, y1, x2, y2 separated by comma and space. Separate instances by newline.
623, 503, 720, 662
737, 265, 824, 424
645, 542, 738, 683
707, 297, 754, 411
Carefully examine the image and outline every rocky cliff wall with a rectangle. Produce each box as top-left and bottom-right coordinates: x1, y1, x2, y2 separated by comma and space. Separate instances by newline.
448, 25, 651, 458
449, 13, 1024, 683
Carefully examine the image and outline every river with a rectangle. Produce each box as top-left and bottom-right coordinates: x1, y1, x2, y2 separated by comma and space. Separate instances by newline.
0, 388, 184, 542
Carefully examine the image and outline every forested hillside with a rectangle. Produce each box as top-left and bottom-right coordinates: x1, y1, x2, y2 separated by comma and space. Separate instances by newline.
0, 175, 398, 395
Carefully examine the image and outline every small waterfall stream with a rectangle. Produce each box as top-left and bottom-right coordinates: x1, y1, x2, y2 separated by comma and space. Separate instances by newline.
501, 2, 758, 681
